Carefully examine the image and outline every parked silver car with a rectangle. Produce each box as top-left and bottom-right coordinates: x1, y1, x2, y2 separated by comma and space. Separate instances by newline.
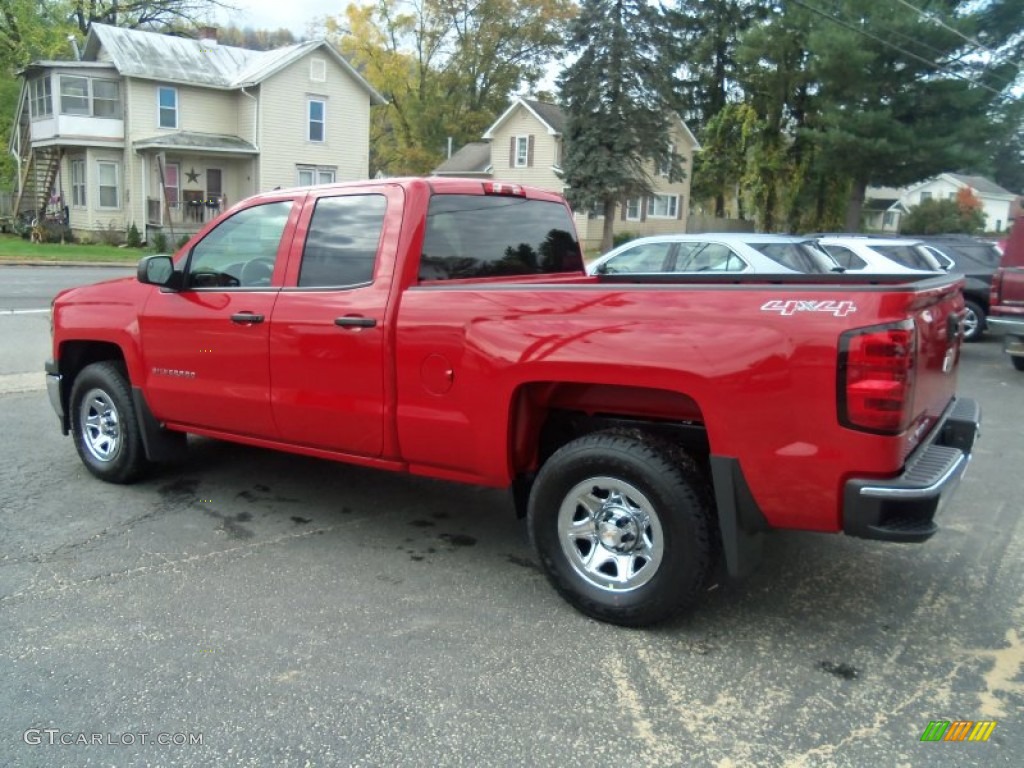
587, 233, 840, 275
817, 236, 945, 274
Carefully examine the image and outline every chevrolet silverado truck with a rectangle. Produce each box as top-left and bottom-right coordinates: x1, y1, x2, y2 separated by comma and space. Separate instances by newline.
987, 221, 1024, 371
46, 178, 980, 626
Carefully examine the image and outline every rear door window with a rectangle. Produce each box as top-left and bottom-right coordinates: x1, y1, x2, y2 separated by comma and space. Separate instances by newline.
298, 194, 386, 288
420, 195, 583, 280
750, 242, 832, 273
674, 242, 746, 272
823, 245, 867, 270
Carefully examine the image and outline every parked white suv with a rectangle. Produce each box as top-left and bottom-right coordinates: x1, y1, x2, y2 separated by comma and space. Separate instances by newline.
818, 236, 946, 274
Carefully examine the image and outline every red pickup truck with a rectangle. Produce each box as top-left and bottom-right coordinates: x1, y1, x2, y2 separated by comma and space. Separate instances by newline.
988, 221, 1024, 370
46, 178, 980, 626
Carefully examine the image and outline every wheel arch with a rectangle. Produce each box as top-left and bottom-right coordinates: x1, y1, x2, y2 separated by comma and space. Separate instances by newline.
506, 381, 710, 516
54, 340, 128, 433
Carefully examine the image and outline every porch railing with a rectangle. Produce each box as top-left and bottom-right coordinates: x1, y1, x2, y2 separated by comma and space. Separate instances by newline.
146, 197, 225, 227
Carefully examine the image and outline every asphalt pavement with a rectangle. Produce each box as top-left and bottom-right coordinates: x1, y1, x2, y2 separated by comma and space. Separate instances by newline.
0, 266, 1021, 767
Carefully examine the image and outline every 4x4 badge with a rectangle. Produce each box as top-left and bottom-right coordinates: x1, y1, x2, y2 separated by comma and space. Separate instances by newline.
760, 299, 858, 317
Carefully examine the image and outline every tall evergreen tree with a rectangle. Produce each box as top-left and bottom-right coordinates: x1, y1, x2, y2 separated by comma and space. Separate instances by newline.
559, 0, 680, 252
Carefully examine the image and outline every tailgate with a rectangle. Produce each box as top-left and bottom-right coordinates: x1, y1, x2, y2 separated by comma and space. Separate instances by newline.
903, 279, 965, 458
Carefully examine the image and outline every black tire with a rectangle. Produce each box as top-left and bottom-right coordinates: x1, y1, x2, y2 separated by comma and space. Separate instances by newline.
69, 361, 149, 484
1012, 356, 1024, 372
961, 300, 985, 342
527, 431, 714, 627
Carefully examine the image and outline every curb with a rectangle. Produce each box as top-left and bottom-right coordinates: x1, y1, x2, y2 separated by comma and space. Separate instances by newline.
0, 260, 136, 268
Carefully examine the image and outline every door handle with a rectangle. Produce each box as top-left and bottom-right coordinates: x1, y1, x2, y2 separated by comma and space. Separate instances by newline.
334, 316, 377, 329
231, 312, 264, 324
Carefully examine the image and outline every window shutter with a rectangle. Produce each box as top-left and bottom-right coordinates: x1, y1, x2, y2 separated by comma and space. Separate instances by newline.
509, 137, 515, 168
641, 198, 648, 223
677, 196, 684, 220
620, 201, 627, 221
527, 135, 534, 167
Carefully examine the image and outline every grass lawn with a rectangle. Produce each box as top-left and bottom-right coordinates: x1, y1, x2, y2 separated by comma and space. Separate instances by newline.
0, 234, 146, 263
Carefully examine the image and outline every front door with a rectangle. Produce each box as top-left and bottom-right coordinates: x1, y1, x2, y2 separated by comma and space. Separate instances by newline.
269, 188, 396, 455
139, 197, 301, 437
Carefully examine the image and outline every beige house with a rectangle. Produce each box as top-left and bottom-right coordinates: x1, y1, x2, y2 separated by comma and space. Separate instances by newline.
9, 24, 384, 243
433, 98, 700, 251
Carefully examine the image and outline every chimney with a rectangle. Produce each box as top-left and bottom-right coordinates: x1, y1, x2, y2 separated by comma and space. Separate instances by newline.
198, 26, 218, 45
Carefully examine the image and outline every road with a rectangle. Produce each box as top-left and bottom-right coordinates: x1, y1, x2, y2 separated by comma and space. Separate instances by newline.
0, 266, 1021, 767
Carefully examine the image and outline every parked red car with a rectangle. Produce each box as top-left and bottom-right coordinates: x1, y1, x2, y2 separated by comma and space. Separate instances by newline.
988, 221, 1024, 370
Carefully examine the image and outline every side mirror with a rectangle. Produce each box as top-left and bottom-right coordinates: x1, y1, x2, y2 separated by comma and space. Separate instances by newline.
137, 254, 181, 289
595, 262, 608, 274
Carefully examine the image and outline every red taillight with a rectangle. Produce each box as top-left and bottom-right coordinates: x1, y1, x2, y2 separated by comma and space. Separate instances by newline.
483, 181, 525, 197
838, 320, 917, 434
990, 268, 1004, 308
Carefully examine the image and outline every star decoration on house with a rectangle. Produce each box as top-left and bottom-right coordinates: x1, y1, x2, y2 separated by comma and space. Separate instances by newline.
186, 167, 200, 183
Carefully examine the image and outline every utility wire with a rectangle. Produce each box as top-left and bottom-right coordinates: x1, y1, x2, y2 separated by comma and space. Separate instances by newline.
891, 0, 1021, 71
789, 0, 1007, 95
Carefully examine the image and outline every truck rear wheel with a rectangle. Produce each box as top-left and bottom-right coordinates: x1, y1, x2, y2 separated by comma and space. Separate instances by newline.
961, 300, 985, 342
70, 361, 149, 484
527, 431, 713, 626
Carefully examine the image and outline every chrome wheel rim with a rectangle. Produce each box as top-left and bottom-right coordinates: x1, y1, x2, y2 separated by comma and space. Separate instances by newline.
557, 476, 664, 592
962, 307, 978, 338
79, 388, 122, 463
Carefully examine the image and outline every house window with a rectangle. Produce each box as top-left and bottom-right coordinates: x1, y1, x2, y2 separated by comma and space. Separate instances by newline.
310, 58, 326, 82
647, 194, 679, 218
514, 136, 529, 167
71, 159, 86, 207
297, 166, 336, 186
158, 87, 178, 129
29, 77, 53, 118
626, 198, 642, 221
883, 211, 895, 227
97, 161, 119, 208
920, 191, 932, 202
92, 80, 120, 118
60, 76, 90, 115
658, 143, 675, 178
164, 163, 180, 208
308, 99, 325, 142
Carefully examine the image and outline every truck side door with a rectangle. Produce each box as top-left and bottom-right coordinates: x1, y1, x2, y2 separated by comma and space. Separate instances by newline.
268, 186, 399, 456
139, 198, 299, 437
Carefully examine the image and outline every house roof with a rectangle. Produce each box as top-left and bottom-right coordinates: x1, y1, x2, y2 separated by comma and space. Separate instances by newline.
133, 131, 258, 154
482, 97, 701, 150
78, 24, 384, 103
904, 172, 1016, 200
433, 142, 492, 175
945, 173, 1015, 198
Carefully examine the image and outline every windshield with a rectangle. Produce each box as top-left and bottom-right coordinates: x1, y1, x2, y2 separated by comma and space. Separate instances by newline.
748, 241, 837, 273
872, 244, 939, 271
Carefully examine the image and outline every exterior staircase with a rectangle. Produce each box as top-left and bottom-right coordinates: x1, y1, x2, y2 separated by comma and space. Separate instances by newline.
13, 117, 62, 223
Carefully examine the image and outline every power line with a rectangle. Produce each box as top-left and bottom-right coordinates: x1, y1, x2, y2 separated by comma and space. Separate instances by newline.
789, 0, 1006, 96
891, 0, 1021, 71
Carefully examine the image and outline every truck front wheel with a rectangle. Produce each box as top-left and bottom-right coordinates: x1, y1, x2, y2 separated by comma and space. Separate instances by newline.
70, 361, 149, 484
527, 431, 713, 626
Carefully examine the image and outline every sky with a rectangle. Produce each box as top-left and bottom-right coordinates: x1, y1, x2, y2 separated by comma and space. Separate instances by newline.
213, 0, 334, 38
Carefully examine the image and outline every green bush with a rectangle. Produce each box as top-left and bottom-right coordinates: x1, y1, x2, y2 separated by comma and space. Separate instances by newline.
901, 198, 984, 235
150, 231, 168, 253
126, 223, 142, 248
613, 230, 640, 247
176, 234, 191, 250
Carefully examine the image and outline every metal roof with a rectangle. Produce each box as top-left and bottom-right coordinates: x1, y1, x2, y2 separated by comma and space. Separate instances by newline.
133, 132, 258, 154
77, 24, 384, 103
